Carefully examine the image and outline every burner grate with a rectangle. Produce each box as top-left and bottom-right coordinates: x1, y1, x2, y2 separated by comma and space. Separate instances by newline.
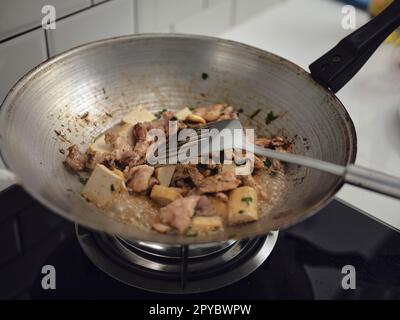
76, 225, 278, 294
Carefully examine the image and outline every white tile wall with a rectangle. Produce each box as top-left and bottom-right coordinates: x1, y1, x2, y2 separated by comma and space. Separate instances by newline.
0, 0, 91, 41
137, 0, 203, 33
174, 0, 232, 36
0, 29, 47, 191
47, 0, 134, 55
234, 0, 282, 25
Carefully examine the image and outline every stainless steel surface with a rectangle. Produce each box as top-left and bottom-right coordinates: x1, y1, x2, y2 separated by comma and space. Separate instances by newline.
0, 34, 357, 244
76, 224, 278, 294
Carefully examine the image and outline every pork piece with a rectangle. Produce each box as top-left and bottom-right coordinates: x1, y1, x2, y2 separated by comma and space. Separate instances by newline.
254, 156, 265, 170
132, 122, 147, 141
65, 145, 87, 172
173, 164, 204, 186
120, 123, 152, 167
85, 150, 115, 170
270, 137, 293, 152
195, 196, 216, 216
124, 164, 155, 192
254, 137, 271, 148
104, 132, 132, 160
159, 195, 201, 234
193, 104, 237, 122
198, 171, 241, 193
218, 105, 238, 120
186, 165, 205, 186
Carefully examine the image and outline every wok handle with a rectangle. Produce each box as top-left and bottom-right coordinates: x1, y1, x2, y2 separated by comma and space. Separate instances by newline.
309, 0, 400, 93
0, 168, 19, 184
344, 164, 400, 199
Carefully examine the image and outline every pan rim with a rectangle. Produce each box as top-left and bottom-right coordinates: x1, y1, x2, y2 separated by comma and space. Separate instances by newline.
0, 33, 357, 244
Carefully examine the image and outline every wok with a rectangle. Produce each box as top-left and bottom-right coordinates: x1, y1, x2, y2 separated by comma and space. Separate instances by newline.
0, 2, 399, 244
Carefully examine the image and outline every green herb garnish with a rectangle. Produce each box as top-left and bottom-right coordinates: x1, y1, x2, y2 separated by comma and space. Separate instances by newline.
263, 159, 272, 168
241, 197, 253, 206
110, 184, 115, 192
265, 111, 278, 125
249, 109, 261, 119
269, 171, 277, 177
154, 108, 167, 119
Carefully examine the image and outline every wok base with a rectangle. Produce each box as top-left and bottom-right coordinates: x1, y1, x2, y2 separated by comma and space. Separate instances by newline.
76, 225, 278, 294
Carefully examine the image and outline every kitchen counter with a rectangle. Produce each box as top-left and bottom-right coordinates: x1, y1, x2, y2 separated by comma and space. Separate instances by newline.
220, 0, 400, 231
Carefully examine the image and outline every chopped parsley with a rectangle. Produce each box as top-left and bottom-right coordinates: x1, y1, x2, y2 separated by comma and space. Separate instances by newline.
171, 116, 178, 121
249, 109, 261, 119
241, 197, 253, 206
265, 111, 278, 125
154, 108, 167, 119
263, 159, 272, 168
110, 184, 115, 192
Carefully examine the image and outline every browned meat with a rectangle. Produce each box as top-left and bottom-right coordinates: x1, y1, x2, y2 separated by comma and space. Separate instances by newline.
104, 132, 132, 160
124, 164, 155, 192
65, 145, 86, 172
195, 196, 216, 216
198, 171, 241, 193
270, 137, 293, 152
133, 122, 147, 141
255, 137, 271, 148
186, 165, 205, 186
159, 195, 201, 233
254, 156, 265, 170
193, 104, 237, 122
85, 150, 115, 169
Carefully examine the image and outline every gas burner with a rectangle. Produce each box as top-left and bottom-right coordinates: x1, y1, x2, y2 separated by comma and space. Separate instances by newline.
76, 225, 278, 294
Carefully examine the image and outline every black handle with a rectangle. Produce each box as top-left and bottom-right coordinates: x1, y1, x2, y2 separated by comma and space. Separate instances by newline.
309, 1, 400, 93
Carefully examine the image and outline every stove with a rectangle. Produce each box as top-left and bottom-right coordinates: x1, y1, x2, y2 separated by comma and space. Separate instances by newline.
1, 186, 400, 300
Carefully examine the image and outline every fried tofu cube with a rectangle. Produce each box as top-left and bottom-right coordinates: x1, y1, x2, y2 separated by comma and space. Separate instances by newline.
117, 123, 135, 146
89, 123, 135, 154
228, 186, 258, 225
150, 185, 182, 206
89, 134, 112, 153
82, 164, 126, 207
174, 107, 192, 120
122, 105, 156, 125
191, 216, 224, 235
155, 165, 176, 186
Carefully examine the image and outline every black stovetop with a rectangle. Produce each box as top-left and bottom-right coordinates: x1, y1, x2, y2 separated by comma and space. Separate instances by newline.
1, 186, 400, 300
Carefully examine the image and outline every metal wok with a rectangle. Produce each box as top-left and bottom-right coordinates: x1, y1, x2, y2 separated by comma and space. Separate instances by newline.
1, 2, 399, 244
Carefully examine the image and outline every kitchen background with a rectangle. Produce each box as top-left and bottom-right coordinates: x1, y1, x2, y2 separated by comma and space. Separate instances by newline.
0, 0, 400, 299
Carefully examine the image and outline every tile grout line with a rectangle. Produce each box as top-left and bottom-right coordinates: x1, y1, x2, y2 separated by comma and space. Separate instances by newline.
43, 29, 51, 59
